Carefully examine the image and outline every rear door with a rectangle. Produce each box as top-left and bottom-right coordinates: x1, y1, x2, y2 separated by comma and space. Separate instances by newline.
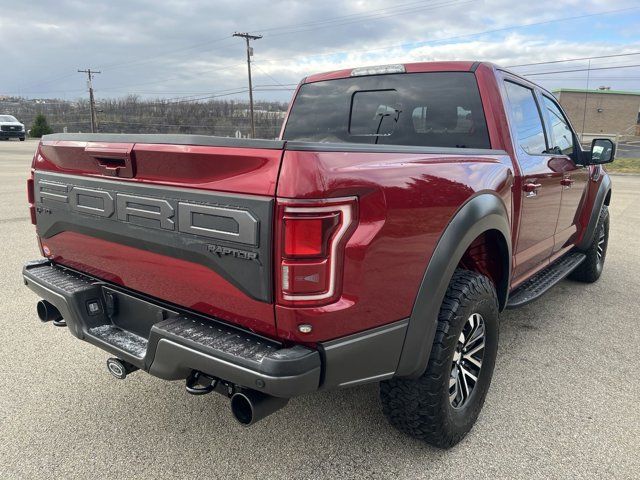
33, 135, 284, 337
539, 94, 589, 252
502, 80, 563, 281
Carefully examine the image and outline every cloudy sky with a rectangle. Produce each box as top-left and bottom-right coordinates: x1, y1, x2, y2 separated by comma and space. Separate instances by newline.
2, 0, 640, 103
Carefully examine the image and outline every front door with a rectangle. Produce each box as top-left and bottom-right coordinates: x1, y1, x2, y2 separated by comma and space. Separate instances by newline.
539, 94, 589, 252
503, 80, 563, 281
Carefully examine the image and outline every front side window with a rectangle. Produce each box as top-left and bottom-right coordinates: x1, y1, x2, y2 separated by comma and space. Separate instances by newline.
542, 96, 574, 156
503, 81, 547, 155
283, 72, 491, 149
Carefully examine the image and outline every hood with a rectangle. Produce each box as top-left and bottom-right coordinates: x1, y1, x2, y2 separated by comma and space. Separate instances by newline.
0, 121, 24, 127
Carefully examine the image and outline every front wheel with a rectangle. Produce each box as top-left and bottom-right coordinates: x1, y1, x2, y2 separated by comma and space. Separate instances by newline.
19, 137, 25, 141
570, 205, 609, 283
380, 269, 499, 448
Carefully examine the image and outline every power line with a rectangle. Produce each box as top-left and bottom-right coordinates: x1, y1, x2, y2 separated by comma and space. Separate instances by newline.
506, 51, 640, 68
262, 0, 473, 37
245, 5, 640, 74
95, 36, 234, 71
527, 77, 640, 81
163, 86, 293, 104
25, 4, 639, 99
253, 0, 440, 33
65, 1, 468, 79
15, 3, 640, 97
524, 63, 640, 76
253, 63, 287, 87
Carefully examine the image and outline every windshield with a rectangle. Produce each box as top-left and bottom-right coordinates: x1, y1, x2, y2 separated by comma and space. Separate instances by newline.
0, 115, 19, 122
283, 72, 490, 149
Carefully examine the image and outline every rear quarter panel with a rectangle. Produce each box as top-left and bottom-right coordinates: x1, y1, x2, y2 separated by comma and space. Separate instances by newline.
276, 149, 514, 343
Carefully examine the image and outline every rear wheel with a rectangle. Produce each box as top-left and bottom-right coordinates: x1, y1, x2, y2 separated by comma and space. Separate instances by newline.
19, 137, 25, 141
570, 205, 609, 283
380, 269, 499, 448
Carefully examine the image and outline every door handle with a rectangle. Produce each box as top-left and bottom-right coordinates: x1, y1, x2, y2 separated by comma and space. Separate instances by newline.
523, 182, 542, 193
85, 144, 135, 178
561, 178, 574, 187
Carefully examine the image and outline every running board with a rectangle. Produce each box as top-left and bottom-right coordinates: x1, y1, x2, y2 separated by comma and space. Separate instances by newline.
507, 252, 586, 309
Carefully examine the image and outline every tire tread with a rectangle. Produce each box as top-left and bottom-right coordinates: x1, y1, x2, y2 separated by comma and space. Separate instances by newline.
380, 269, 498, 448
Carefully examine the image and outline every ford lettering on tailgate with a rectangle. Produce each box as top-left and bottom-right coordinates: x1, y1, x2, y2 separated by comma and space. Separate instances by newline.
38, 180, 258, 245
33, 172, 273, 302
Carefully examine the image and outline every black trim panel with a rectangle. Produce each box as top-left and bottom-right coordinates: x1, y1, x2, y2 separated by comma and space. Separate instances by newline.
42, 133, 285, 150
395, 193, 512, 378
319, 319, 408, 388
577, 174, 611, 250
286, 140, 507, 156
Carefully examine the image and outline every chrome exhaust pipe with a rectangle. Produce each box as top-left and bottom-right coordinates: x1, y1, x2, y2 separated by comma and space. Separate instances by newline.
230, 390, 288, 426
37, 300, 62, 323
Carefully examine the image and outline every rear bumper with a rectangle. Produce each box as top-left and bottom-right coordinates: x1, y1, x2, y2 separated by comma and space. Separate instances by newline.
23, 259, 410, 396
22, 260, 320, 398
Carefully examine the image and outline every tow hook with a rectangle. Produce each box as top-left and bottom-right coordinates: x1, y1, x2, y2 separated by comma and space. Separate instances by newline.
106, 357, 139, 379
185, 371, 217, 395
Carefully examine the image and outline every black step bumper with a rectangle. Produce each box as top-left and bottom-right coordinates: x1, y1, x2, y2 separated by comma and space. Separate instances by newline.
22, 260, 321, 398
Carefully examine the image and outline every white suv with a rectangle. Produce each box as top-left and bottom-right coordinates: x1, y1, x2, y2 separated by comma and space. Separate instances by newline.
0, 115, 26, 141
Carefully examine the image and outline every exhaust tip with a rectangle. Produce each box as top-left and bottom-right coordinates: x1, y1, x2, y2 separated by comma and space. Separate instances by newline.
230, 392, 254, 425
230, 390, 289, 426
106, 358, 139, 379
37, 300, 62, 323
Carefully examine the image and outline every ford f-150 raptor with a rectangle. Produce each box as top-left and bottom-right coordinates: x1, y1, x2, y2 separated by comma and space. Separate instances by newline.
23, 61, 614, 448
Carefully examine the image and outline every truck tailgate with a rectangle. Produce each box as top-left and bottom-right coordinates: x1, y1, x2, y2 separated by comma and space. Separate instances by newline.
32, 134, 283, 337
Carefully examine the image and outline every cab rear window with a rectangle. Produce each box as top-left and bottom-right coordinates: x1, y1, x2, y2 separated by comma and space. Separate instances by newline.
283, 72, 490, 149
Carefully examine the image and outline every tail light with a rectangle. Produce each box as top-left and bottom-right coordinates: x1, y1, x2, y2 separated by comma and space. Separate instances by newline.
276, 197, 357, 306
27, 170, 36, 225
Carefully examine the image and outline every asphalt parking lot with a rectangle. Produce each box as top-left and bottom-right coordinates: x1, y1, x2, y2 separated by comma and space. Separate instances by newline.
1, 139, 638, 479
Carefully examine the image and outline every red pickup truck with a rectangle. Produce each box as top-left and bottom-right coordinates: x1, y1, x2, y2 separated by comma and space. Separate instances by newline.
23, 61, 614, 448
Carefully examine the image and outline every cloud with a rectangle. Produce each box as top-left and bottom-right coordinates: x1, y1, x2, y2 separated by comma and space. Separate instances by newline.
2, 0, 639, 100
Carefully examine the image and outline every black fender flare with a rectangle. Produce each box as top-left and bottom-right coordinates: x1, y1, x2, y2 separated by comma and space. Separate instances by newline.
577, 174, 611, 250
395, 193, 512, 378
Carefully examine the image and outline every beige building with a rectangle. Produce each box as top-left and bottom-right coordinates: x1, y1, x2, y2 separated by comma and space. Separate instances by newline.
554, 88, 640, 138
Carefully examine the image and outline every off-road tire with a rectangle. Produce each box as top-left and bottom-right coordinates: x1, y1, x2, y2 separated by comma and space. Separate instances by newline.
569, 205, 609, 283
380, 269, 499, 448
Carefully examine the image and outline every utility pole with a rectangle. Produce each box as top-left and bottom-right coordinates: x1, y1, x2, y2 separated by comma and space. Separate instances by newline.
78, 68, 101, 133
233, 32, 262, 138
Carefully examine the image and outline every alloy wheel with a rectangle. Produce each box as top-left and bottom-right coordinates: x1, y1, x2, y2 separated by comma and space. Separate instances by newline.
597, 223, 607, 263
449, 313, 485, 409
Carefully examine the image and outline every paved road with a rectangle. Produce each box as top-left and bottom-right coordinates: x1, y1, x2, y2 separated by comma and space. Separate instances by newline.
617, 139, 640, 158
1, 140, 638, 479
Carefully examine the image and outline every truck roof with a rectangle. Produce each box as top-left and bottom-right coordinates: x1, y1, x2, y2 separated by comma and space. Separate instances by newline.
303, 61, 487, 84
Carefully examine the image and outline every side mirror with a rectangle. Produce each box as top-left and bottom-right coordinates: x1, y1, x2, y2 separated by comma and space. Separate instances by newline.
589, 138, 615, 164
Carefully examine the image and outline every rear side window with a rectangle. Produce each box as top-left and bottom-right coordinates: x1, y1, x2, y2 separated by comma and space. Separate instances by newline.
283, 72, 491, 149
503, 81, 547, 155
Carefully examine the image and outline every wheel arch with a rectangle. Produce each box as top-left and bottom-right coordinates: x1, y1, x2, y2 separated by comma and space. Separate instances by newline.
395, 192, 512, 379
458, 228, 510, 310
577, 174, 612, 250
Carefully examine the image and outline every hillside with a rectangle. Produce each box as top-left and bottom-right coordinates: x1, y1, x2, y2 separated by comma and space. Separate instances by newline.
0, 96, 289, 139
